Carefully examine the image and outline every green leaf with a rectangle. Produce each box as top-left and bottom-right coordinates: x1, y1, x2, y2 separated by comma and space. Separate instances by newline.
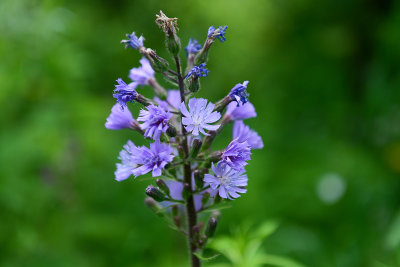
193, 252, 220, 261
259, 253, 306, 267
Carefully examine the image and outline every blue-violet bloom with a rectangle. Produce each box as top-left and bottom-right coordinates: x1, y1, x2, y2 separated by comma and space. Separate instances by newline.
185, 38, 202, 56
113, 78, 138, 109
181, 98, 221, 136
137, 104, 172, 140
233, 120, 264, 149
115, 140, 138, 181
121, 32, 144, 49
204, 162, 248, 199
105, 103, 135, 130
229, 81, 249, 106
225, 101, 257, 121
129, 57, 155, 85
130, 141, 175, 177
208, 26, 228, 42
185, 63, 209, 79
221, 139, 251, 170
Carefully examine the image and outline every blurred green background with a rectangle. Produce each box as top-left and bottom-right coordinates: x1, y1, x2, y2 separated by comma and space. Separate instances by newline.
1, 0, 400, 266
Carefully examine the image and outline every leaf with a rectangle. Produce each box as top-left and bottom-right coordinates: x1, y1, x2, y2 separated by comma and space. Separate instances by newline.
199, 201, 232, 213
193, 252, 220, 261
259, 253, 306, 267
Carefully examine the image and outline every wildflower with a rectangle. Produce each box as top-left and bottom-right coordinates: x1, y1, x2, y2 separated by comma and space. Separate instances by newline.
137, 104, 172, 140
233, 120, 263, 149
121, 32, 144, 49
225, 101, 257, 120
105, 103, 137, 130
204, 162, 248, 199
185, 63, 209, 79
181, 98, 221, 136
221, 139, 251, 170
130, 141, 175, 177
208, 26, 228, 42
229, 81, 249, 106
115, 141, 138, 181
185, 38, 201, 56
113, 78, 138, 109
129, 58, 155, 85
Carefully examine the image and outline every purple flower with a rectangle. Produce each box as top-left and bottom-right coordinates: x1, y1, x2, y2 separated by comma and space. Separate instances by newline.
222, 139, 251, 170
185, 38, 201, 56
113, 78, 138, 109
129, 58, 155, 85
137, 104, 172, 140
105, 103, 135, 130
204, 162, 248, 199
130, 141, 175, 177
185, 63, 209, 79
115, 140, 137, 181
233, 121, 263, 149
225, 102, 257, 120
121, 32, 144, 49
229, 81, 249, 106
208, 26, 228, 42
181, 98, 221, 136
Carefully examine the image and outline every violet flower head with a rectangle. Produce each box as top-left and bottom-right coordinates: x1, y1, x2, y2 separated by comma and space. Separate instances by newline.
105, 103, 135, 130
185, 63, 209, 79
225, 101, 257, 121
137, 104, 172, 140
221, 139, 251, 170
113, 78, 138, 109
204, 162, 248, 200
130, 141, 175, 177
185, 38, 202, 56
208, 26, 228, 42
129, 57, 155, 85
229, 81, 249, 106
181, 98, 221, 136
233, 120, 264, 149
121, 32, 144, 49
115, 140, 138, 181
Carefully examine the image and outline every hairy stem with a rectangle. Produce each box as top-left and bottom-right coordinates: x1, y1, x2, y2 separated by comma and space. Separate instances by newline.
174, 55, 201, 267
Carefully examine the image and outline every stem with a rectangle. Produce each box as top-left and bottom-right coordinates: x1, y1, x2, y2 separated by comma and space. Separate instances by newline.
174, 55, 201, 267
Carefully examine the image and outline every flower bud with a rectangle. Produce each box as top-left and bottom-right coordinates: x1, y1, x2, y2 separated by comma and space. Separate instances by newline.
143, 48, 169, 72
182, 183, 191, 200
194, 170, 204, 189
173, 215, 181, 228
190, 138, 202, 159
156, 179, 170, 196
145, 185, 166, 202
145, 197, 163, 216
205, 217, 218, 238
188, 77, 200, 93
201, 191, 210, 207
177, 145, 185, 159
166, 124, 177, 137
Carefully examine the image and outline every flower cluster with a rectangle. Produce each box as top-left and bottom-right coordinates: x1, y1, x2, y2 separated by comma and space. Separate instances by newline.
105, 11, 263, 264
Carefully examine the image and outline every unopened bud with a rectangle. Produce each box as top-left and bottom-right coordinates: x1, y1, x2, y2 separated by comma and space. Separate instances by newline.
190, 138, 202, 159
205, 217, 218, 238
173, 215, 181, 228
145, 185, 166, 202
182, 183, 191, 200
201, 191, 210, 207
143, 48, 169, 72
156, 179, 170, 196
188, 77, 200, 93
145, 197, 163, 216
194, 170, 204, 189
166, 124, 177, 137
178, 145, 185, 159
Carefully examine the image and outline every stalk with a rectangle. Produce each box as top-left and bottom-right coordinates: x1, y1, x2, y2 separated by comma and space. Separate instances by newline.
174, 55, 201, 267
